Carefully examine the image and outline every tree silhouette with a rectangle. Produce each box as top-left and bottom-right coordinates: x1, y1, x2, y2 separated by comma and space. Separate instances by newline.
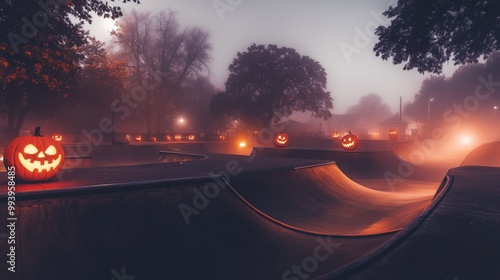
374, 0, 500, 74
346, 93, 392, 127
0, 0, 139, 139
112, 9, 211, 136
210, 44, 333, 127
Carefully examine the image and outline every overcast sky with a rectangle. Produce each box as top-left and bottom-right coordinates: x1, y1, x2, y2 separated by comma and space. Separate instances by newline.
88, 0, 460, 114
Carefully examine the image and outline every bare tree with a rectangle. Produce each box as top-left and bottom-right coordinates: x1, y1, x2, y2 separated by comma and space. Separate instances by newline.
112, 10, 211, 135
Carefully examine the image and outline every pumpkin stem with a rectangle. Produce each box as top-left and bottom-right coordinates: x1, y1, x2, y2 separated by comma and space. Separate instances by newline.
348, 130, 352, 135
34, 127, 42, 136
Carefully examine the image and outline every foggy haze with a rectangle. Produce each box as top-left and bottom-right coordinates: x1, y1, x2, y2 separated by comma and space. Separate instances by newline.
86, 0, 461, 114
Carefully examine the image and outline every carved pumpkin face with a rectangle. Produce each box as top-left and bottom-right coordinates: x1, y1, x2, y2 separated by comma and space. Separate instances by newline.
174, 134, 182, 141
3, 127, 65, 182
331, 131, 341, 138
135, 135, 142, 142
461, 136, 472, 144
273, 132, 289, 148
124, 134, 131, 141
165, 134, 172, 141
388, 129, 399, 140
341, 133, 359, 150
218, 135, 225, 141
52, 134, 63, 142
187, 134, 196, 141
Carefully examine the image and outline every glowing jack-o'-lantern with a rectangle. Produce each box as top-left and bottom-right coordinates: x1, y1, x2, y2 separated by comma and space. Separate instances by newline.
461, 136, 472, 144
341, 131, 359, 150
3, 127, 65, 182
187, 133, 196, 141
388, 129, 399, 141
218, 134, 226, 141
52, 134, 63, 142
135, 135, 142, 142
174, 134, 182, 141
150, 136, 157, 142
331, 131, 341, 139
273, 132, 289, 148
124, 134, 131, 141
165, 134, 172, 141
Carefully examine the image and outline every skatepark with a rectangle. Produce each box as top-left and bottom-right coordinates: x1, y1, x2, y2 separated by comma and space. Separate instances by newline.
1, 139, 499, 280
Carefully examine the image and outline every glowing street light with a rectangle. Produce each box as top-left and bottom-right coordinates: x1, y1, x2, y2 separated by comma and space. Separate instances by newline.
176, 117, 186, 133
427, 98, 434, 124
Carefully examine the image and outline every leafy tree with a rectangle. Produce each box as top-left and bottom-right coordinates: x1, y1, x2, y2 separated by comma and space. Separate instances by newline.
404, 52, 500, 136
0, 0, 138, 139
374, 0, 500, 74
346, 93, 392, 126
176, 76, 229, 133
210, 44, 333, 127
54, 38, 128, 130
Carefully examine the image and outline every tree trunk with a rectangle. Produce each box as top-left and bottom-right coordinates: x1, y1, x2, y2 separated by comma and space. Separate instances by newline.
7, 108, 29, 140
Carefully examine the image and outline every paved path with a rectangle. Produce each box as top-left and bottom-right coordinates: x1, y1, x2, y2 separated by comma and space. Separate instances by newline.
0, 143, 498, 279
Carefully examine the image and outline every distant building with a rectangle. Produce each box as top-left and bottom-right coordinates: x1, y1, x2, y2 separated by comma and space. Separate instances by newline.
329, 114, 372, 138
379, 113, 422, 140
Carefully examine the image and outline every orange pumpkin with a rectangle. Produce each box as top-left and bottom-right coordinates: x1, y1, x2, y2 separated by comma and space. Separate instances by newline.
3, 127, 65, 182
52, 134, 63, 142
388, 129, 398, 140
124, 134, 132, 141
135, 135, 142, 142
174, 134, 182, 141
273, 132, 289, 148
187, 133, 196, 141
341, 131, 359, 150
331, 131, 341, 138
165, 134, 172, 141
150, 136, 157, 142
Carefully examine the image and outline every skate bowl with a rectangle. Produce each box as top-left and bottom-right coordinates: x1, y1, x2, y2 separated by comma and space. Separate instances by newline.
1, 145, 500, 279
61, 143, 212, 169
460, 141, 500, 167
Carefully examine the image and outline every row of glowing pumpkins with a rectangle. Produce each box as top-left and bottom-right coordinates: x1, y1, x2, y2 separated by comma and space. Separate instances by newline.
272, 131, 359, 150
128, 134, 227, 142
50, 134, 227, 142
274, 129, 400, 149
3, 128, 227, 183
331, 129, 399, 141
3, 128, 396, 183
127, 134, 198, 142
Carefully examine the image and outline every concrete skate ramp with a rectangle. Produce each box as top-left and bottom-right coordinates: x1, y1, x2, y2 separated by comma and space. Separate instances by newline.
0, 169, 397, 280
461, 141, 500, 167
3, 152, 498, 279
330, 166, 500, 280
392, 140, 475, 171
254, 147, 445, 181
230, 163, 434, 235
62, 144, 207, 168
254, 148, 402, 179
159, 141, 251, 155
